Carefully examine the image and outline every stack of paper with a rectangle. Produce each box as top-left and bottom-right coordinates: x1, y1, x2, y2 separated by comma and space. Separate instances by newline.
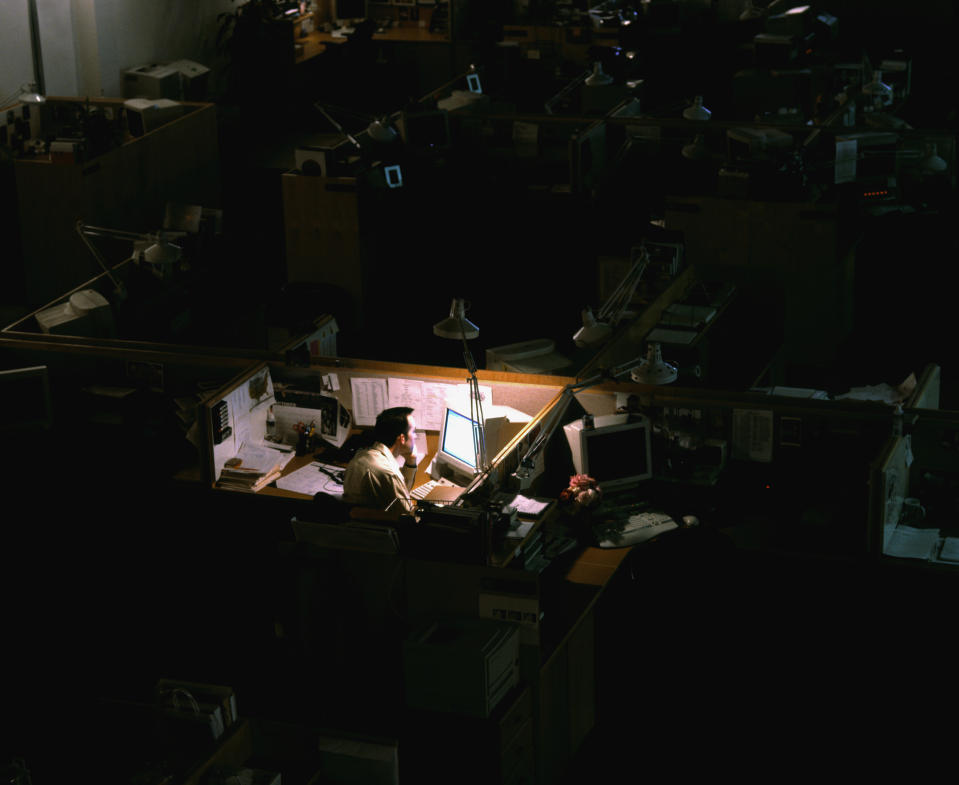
216, 443, 294, 493
883, 525, 940, 560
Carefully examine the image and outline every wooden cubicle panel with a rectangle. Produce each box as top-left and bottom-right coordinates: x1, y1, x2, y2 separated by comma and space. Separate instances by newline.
14, 99, 220, 305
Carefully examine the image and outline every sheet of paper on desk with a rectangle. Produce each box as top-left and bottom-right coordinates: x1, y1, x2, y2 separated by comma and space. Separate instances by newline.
883, 525, 940, 560
351, 378, 388, 427
934, 536, 959, 564
505, 494, 551, 516
275, 461, 345, 497
227, 443, 295, 474
507, 520, 535, 539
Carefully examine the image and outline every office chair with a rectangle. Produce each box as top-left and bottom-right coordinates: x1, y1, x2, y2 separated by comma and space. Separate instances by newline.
310, 490, 354, 522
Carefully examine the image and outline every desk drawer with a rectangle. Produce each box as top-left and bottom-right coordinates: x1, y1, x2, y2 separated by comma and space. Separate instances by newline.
295, 35, 325, 62
498, 686, 532, 749
500, 718, 533, 782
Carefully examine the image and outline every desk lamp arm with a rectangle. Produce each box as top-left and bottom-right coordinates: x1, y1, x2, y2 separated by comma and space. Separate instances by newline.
514, 355, 645, 482
461, 326, 488, 471
417, 64, 482, 105
596, 245, 648, 326
75, 221, 129, 300
313, 102, 363, 151
544, 70, 591, 115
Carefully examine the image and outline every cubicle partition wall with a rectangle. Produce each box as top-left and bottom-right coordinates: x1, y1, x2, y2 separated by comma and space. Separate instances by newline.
569, 378, 903, 559
200, 357, 570, 490
13, 98, 221, 306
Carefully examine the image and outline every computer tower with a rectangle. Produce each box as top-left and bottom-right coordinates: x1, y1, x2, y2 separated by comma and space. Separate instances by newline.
403, 617, 519, 718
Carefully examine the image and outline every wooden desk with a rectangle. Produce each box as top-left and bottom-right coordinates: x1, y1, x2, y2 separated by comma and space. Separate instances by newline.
294, 23, 449, 64
255, 431, 438, 501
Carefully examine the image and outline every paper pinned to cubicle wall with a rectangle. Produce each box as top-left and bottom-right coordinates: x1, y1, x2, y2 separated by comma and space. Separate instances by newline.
456, 383, 493, 407
351, 378, 388, 427
834, 138, 857, 184
731, 409, 773, 463
512, 121, 539, 158
388, 378, 458, 431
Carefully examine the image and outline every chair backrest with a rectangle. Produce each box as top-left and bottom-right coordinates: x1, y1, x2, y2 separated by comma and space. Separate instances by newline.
310, 491, 354, 522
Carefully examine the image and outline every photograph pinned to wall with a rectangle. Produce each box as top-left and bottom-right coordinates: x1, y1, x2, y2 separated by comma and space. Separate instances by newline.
247, 367, 274, 410
317, 393, 352, 448
273, 403, 323, 447
272, 394, 351, 449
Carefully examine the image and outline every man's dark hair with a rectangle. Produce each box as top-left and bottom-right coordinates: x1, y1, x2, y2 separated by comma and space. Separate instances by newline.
373, 406, 413, 446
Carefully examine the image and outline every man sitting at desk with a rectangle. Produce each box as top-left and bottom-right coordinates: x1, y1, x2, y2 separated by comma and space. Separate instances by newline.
343, 406, 418, 513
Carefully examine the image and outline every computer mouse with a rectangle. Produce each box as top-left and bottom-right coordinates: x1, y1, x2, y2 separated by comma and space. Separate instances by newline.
681, 514, 700, 527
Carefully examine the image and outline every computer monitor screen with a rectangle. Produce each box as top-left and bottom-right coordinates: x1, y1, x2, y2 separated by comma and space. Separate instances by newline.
564, 413, 652, 491
431, 404, 483, 484
442, 407, 478, 469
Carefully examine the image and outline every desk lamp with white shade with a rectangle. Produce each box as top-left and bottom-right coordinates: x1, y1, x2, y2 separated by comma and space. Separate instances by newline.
433, 298, 488, 472
573, 244, 650, 348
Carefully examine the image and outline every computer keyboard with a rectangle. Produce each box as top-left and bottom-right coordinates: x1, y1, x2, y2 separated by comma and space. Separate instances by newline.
411, 481, 437, 500
411, 476, 461, 500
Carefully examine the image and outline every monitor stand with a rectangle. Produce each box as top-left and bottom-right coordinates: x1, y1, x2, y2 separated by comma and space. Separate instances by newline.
428, 456, 474, 487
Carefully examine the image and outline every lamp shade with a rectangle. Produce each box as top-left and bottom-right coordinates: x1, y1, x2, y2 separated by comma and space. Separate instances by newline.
630, 342, 678, 385
572, 308, 612, 347
681, 134, 707, 160
585, 61, 614, 87
367, 118, 398, 143
433, 298, 479, 340
1, 83, 45, 109
142, 237, 183, 266
17, 87, 45, 104
862, 71, 893, 105
920, 143, 948, 174
683, 95, 711, 121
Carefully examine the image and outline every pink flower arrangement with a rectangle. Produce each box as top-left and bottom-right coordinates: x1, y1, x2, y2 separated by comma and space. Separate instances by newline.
559, 474, 602, 510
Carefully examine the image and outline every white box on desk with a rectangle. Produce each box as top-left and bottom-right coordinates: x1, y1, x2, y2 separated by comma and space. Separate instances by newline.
123, 62, 180, 99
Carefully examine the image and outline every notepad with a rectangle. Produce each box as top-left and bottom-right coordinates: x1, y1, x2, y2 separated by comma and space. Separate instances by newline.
936, 536, 959, 563
883, 525, 940, 560
646, 327, 699, 345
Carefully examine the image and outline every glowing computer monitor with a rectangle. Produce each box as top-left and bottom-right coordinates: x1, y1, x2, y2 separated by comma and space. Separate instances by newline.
433, 404, 480, 484
563, 413, 652, 492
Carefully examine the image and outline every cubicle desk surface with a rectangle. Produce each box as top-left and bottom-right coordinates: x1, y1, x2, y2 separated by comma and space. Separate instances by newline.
248, 431, 439, 500
295, 22, 449, 63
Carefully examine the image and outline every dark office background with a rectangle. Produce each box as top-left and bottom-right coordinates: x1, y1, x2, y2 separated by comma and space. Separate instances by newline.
2, 1, 958, 781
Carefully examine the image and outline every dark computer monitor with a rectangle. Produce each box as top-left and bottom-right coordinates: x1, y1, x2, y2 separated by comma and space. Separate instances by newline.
398, 110, 450, 153
335, 0, 366, 20
0, 365, 53, 431
564, 413, 652, 492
